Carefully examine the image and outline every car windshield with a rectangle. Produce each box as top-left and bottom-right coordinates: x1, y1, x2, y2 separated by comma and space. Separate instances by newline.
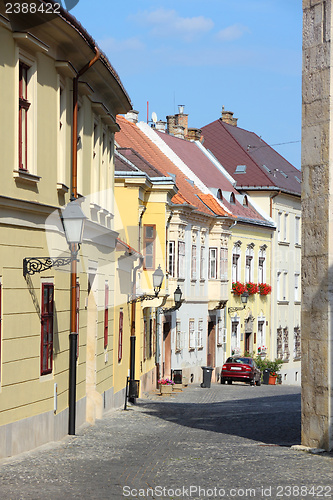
226, 357, 253, 365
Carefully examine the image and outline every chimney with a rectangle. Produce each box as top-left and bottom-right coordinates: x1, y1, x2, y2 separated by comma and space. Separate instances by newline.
156, 120, 166, 132
166, 114, 177, 135
221, 105, 238, 126
173, 125, 185, 139
175, 104, 188, 137
125, 110, 139, 123
187, 127, 202, 142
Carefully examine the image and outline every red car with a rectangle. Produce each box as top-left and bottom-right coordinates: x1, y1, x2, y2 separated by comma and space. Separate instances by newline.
221, 357, 261, 386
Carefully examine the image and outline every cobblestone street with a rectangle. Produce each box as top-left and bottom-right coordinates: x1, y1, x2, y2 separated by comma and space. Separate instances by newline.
0, 383, 332, 500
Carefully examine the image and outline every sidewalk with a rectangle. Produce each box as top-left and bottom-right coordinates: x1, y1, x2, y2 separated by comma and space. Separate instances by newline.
0, 383, 332, 499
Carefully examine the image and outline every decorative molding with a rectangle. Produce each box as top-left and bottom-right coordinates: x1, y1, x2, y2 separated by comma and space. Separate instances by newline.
234, 240, 242, 247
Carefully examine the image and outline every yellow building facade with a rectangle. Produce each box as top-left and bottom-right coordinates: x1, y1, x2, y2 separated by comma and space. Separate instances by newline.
0, 6, 131, 457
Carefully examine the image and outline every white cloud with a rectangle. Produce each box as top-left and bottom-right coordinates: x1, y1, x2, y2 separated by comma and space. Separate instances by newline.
98, 36, 145, 53
133, 8, 214, 42
216, 24, 251, 42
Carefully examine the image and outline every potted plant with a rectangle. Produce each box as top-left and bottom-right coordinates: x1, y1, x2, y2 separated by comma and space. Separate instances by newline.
158, 378, 174, 394
258, 283, 272, 296
232, 281, 246, 296
254, 356, 283, 385
246, 282, 259, 295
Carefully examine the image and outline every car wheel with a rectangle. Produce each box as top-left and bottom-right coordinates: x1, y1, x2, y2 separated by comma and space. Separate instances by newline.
250, 378, 255, 386
227, 380, 232, 385
256, 378, 261, 386
220, 377, 225, 384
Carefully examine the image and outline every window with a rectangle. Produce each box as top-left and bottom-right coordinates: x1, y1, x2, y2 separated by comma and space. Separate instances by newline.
294, 327, 301, 359
58, 83, 66, 185
175, 321, 182, 352
168, 241, 175, 277
258, 320, 265, 347
282, 272, 288, 301
231, 320, 239, 351
217, 317, 227, 346
191, 245, 197, 279
197, 320, 203, 348
143, 225, 155, 269
178, 241, 185, 279
283, 327, 290, 360
104, 282, 109, 349
245, 256, 253, 282
209, 248, 217, 279
284, 213, 289, 242
189, 319, 195, 350
118, 309, 123, 362
41, 283, 54, 375
277, 212, 282, 240
294, 273, 300, 301
200, 246, 205, 280
277, 328, 283, 359
143, 319, 147, 361
258, 249, 266, 283
232, 247, 240, 282
19, 62, 31, 171
277, 272, 281, 300
220, 247, 228, 280
148, 318, 153, 358
295, 217, 300, 245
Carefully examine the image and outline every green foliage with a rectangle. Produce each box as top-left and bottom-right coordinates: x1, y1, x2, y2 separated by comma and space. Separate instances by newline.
255, 356, 283, 374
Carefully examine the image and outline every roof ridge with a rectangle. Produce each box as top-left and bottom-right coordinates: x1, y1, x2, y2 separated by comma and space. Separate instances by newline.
218, 120, 274, 187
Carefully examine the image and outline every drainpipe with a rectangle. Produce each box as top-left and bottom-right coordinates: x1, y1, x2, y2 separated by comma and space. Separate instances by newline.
129, 256, 144, 403
269, 190, 280, 365
68, 48, 101, 436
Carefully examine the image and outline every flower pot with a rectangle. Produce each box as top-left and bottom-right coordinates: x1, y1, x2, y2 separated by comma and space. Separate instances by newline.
159, 384, 173, 394
268, 375, 277, 385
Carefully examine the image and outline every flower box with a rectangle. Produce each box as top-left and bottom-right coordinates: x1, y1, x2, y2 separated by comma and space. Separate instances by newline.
258, 283, 272, 295
159, 384, 173, 394
232, 281, 246, 295
268, 374, 277, 385
246, 282, 259, 295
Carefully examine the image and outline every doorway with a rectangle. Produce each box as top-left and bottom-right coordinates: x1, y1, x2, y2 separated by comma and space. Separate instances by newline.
207, 321, 216, 368
163, 321, 171, 379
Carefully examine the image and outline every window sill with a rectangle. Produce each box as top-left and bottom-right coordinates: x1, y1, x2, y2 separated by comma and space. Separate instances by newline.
277, 300, 289, 305
293, 356, 301, 362
191, 279, 197, 283
294, 301, 301, 305
57, 182, 69, 194
188, 348, 195, 352
295, 244, 301, 249
175, 349, 182, 354
14, 170, 41, 184
197, 346, 203, 350
278, 241, 290, 247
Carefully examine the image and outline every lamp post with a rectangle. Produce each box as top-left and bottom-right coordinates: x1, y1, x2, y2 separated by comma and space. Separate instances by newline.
162, 285, 183, 313
228, 291, 249, 314
128, 265, 164, 404
61, 200, 87, 435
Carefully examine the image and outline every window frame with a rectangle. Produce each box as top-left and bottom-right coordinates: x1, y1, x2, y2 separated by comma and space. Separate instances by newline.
189, 319, 195, 350
191, 244, 197, 280
220, 246, 228, 280
209, 247, 217, 279
178, 240, 185, 279
41, 283, 54, 376
143, 224, 156, 270
19, 61, 31, 171
168, 241, 175, 277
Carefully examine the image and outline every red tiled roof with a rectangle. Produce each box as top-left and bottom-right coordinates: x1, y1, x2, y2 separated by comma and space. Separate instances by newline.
197, 194, 235, 218
157, 130, 265, 221
116, 116, 231, 218
115, 148, 165, 177
201, 120, 301, 195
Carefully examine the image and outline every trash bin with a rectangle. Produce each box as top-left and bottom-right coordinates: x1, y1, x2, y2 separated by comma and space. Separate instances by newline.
173, 369, 182, 385
263, 369, 270, 385
128, 379, 140, 398
201, 366, 213, 388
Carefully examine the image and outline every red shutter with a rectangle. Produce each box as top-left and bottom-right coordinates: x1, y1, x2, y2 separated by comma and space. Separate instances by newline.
41, 284, 54, 375
118, 310, 123, 362
104, 283, 109, 348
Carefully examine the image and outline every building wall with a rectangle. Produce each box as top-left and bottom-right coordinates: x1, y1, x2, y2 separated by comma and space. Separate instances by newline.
302, 0, 333, 450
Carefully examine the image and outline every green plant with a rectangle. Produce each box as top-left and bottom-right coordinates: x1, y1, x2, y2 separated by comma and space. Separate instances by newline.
255, 356, 283, 374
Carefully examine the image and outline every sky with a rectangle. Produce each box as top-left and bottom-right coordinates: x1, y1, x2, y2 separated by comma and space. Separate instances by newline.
70, 0, 302, 170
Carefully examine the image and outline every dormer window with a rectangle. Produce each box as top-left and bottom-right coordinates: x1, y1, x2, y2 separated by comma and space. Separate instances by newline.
217, 189, 223, 200
234, 165, 246, 174
230, 193, 236, 204
243, 195, 248, 206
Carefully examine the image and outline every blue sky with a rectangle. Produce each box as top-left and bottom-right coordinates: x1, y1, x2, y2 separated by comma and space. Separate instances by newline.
70, 0, 302, 169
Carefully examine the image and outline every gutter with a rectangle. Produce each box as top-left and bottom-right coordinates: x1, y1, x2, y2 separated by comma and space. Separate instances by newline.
270, 190, 281, 218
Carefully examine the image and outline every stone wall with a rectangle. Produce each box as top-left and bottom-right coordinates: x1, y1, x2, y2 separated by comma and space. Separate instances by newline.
302, 0, 333, 451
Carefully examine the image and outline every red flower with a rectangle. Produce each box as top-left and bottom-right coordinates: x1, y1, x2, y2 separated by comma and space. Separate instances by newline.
246, 282, 259, 295
232, 282, 246, 295
258, 283, 272, 295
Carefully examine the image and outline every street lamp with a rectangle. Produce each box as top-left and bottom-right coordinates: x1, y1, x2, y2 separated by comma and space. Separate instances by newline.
228, 291, 249, 314
63, 201, 87, 436
162, 285, 184, 313
129, 264, 164, 303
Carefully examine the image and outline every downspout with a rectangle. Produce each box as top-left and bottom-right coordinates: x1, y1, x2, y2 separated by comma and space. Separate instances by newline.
69, 47, 101, 436
269, 190, 280, 365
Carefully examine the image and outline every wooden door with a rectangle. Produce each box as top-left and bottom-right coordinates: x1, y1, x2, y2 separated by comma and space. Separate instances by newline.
207, 321, 216, 368
163, 322, 171, 379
